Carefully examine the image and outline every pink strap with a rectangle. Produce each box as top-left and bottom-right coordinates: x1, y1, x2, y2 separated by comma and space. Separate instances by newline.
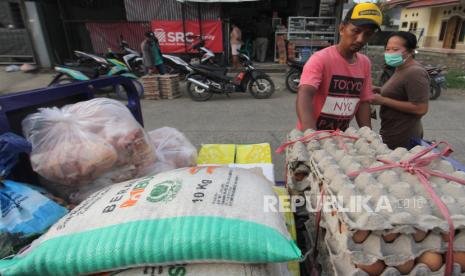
275, 129, 359, 154
347, 142, 464, 275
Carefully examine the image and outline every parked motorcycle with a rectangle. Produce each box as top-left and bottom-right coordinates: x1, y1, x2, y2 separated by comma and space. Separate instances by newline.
163, 35, 218, 79
106, 36, 145, 77
163, 53, 227, 81
379, 63, 447, 100
285, 59, 305, 93
49, 50, 143, 100
186, 34, 216, 65
185, 53, 275, 101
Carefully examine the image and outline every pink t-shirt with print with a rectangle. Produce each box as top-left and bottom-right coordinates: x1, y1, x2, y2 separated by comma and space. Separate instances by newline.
297, 45, 373, 131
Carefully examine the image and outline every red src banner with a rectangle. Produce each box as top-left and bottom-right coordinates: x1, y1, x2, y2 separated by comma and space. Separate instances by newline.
151, 20, 223, 53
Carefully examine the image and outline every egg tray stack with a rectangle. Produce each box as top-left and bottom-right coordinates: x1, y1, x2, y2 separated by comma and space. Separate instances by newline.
139, 75, 160, 100
158, 74, 181, 99
284, 127, 465, 275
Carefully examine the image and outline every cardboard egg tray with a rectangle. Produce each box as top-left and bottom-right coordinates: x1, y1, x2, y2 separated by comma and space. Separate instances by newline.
324, 239, 465, 276
303, 167, 465, 276
284, 127, 465, 275
158, 74, 181, 99
285, 127, 465, 233
139, 75, 160, 100
285, 130, 312, 193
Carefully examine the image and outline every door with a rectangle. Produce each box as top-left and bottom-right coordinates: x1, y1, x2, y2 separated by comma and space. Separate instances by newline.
443, 16, 462, 49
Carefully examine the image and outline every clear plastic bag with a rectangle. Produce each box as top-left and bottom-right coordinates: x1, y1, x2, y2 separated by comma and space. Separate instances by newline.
22, 98, 156, 191
148, 127, 197, 174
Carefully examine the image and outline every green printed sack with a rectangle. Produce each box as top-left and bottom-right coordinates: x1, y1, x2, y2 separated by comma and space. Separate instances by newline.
0, 167, 301, 276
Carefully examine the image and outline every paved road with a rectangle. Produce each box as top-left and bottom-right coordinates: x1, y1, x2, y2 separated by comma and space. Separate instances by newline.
1, 68, 465, 181
140, 75, 465, 181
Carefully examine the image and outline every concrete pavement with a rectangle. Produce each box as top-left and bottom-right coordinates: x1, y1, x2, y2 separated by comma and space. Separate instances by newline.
1, 68, 465, 181
0, 68, 54, 94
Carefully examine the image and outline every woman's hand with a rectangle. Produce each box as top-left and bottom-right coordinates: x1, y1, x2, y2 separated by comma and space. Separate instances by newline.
372, 86, 381, 94
371, 94, 385, 105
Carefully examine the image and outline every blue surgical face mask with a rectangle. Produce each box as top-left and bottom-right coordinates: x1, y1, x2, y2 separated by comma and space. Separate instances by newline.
384, 53, 406, 67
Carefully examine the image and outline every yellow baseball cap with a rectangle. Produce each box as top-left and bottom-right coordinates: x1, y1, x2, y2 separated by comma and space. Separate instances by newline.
344, 3, 383, 30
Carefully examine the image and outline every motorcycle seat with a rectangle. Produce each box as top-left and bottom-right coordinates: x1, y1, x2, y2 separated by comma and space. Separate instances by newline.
60, 65, 99, 78
191, 66, 232, 81
192, 64, 228, 75
287, 59, 305, 68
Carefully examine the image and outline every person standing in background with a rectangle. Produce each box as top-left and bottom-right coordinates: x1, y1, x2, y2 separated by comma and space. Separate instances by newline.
371, 32, 429, 149
230, 23, 242, 69
141, 31, 166, 75
255, 15, 272, 63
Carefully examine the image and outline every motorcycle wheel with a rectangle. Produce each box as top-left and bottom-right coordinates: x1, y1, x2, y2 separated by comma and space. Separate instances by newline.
115, 79, 144, 100
285, 70, 300, 93
429, 80, 441, 100
187, 75, 213, 101
49, 77, 77, 87
248, 75, 275, 99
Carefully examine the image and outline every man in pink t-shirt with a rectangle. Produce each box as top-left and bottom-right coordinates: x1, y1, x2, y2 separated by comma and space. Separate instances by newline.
297, 3, 383, 131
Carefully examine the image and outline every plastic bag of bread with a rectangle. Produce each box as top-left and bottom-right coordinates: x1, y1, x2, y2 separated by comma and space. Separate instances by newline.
22, 98, 156, 191
64, 98, 156, 171
148, 127, 197, 173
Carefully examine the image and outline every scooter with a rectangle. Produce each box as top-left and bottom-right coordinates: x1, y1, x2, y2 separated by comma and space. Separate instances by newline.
163, 35, 218, 79
163, 53, 227, 80
106, 36, 145, 76
285, 59, 305, 93
186, 34, 216, 65
185, 53, 275, 101
425, 65, 447, 100
379, 63, 447, 100
49, 51, 143, 100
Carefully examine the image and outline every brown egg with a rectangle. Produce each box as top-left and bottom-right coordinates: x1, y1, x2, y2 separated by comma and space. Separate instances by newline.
453, 251, 465, 272
416, 251, 443, 272
294, 172, 308, 182
352, 230, 371, 243
442, 232, 450, 242
382, 233, 400, 243
395, 259, 415, 274
356, 260, 386, 276
412, 230, 428, 242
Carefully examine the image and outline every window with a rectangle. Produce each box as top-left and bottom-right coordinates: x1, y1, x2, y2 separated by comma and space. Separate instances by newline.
402, 22, 408, 28
409, 21, 418, 32
439, 21, 447, 41
459, 20, 465, 42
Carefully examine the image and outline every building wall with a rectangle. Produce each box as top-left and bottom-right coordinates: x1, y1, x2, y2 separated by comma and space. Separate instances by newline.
399, 4, 465, 50
424, 5, 465, 50
399, 7, 432, 47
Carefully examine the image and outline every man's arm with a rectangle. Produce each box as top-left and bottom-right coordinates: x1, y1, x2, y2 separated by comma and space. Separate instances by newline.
296, 85, 317, 130
355, 102, 372, 128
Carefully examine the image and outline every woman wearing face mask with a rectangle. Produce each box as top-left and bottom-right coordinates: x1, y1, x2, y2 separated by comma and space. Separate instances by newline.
371, 31, 430, 149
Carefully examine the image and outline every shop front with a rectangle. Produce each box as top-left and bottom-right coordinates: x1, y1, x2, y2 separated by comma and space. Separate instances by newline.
175, 0, 344, 64
40, 0, 344, 66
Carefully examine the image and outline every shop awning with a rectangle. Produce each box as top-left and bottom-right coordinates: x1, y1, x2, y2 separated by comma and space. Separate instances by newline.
177, 0, 260, 2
